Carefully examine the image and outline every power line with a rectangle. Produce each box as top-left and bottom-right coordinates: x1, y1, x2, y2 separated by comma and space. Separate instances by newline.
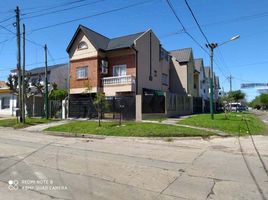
0, 15, 14, 24
28, 0, 155, 34
22, 0, 105, 20
20, 0, 88, 13
184, 0, 210, 44
0, 22, 44, 48
165, 0, 209, 54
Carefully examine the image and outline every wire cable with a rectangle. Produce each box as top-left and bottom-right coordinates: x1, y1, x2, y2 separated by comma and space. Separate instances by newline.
184, 0, 210, 44
28, 0, 155, 34
22, 0, 104, 20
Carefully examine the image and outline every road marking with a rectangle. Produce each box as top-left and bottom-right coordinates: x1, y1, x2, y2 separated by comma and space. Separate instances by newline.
34, 171, 47, 180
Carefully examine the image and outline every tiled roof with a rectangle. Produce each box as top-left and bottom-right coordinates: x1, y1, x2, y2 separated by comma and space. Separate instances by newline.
67, 25, 145, 52
0, 81, 7, 88
169, 48, 192, 63
27, 63, 68, 75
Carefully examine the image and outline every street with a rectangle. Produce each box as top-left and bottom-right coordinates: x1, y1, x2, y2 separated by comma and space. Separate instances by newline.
0, 125, 267, 200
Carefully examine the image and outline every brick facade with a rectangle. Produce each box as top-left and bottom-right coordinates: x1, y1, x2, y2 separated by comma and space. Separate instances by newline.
70, 57, 99, 89
106, 53, 136, 77
70, 51, 136, 91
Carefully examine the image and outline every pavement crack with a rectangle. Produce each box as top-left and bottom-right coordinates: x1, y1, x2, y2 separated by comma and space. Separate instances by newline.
192, 150, 207, 164
206, 179, 216, 200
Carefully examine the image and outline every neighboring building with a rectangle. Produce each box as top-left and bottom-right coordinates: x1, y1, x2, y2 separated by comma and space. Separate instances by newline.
214, 75, 220, 101
66, 25, 170, 120
169, 48, 195, 97
26, 63, 68, 91
194, 58, 206, 99
9, 64, 68, 117
204, 67, 211, 112
0, 81, 16, 116
204, 67, 211, 98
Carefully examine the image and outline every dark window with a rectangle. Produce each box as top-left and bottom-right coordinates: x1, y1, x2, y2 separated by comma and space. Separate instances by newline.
2, 97, 10, 109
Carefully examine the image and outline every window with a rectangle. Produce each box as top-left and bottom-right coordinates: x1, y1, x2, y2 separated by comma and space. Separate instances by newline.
101, 60, 108, 74
160, 48, 165, 60
76, 66, 88, 79
113, 65, 126, 77
2, 97, 10, 109
78, 41, 88, 50
162, 73, 168, 86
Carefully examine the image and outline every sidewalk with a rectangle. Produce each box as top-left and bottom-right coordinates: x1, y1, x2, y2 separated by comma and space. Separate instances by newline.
142, 117, 228, 136
21, 120, 70, 132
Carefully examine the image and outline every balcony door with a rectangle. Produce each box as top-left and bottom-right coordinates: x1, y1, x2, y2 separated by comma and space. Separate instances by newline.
113, 65, 126, 77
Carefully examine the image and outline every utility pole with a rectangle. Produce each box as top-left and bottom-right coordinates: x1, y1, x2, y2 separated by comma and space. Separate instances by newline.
228, 75, 233, 92
15, 6, 22, 123
206, 43, 217, 120
44, 44, 49, 119
22, 24, 26, 123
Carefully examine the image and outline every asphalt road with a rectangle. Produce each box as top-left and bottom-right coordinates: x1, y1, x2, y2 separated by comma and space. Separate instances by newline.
0, 117, 267, 200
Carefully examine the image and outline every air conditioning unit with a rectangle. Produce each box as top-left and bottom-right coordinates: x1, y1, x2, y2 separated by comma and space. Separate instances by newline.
101, 60, 108, 74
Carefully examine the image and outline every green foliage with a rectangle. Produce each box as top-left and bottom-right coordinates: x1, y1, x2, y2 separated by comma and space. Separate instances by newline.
178, 113, 266, 135
249, 96, 261, 109
93, 92, 107, 127
46, 121, 214, 137
260, 94, 268, 108
0, 118, 53, 129
49, 89, 68, 100
228, 90, 245, 102
249, 94, 268, 110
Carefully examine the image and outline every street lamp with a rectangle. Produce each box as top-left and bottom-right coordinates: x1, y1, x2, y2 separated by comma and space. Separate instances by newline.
206, 35, 240, 120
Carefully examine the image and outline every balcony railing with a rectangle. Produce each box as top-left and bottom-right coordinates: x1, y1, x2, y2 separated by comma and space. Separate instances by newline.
102, 75, 135, 85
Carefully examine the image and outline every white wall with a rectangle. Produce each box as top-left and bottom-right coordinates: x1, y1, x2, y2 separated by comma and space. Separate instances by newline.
0, 94, 17, 116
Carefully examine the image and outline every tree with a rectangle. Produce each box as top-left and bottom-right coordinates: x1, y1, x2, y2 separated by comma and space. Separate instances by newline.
6, 74, 18, 94
228, 90, 245, 102
93, 92, 107, 127
49, 83, 68, 101
249, 96, 261, 109
260, 94, 268, 109
31, 74, 44, 96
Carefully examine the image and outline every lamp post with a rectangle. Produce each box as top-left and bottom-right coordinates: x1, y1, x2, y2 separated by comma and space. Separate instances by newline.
206, 35, 240, 120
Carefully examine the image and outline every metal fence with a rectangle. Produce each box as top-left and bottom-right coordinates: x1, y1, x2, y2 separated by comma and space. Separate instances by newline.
142, 95, 165, 113
193, 97, 203, 114
68, 95, 135, 120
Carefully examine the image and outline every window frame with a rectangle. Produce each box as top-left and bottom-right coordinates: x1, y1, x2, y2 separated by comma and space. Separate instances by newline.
76, 66, 88, 80
2, 97, 10, 109
77, 41, 88, 50
161, 73, 168, 86
112, 64, 127, 77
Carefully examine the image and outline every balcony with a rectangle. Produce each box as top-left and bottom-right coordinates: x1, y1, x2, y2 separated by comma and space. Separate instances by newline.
102, 75, 135, 85
102, 75, 136, 96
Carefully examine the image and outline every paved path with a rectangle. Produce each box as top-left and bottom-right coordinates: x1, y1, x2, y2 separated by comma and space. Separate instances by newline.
0, 128, 267, 200
143, 117, 228, 136
21, 120, 69, 132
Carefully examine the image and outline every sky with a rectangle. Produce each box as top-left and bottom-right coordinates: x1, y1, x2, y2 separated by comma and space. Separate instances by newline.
0, 0, 267, 101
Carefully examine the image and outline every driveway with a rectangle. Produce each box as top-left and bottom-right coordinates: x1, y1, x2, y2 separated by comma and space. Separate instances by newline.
0, 127, 267, 200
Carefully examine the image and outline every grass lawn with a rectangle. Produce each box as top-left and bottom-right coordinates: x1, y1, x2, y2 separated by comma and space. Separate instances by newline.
45, 121, 214, 137
178, 112, 266, 135
0, 118, 53, 129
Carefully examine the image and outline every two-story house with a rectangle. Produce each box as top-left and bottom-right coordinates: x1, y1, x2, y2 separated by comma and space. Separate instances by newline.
66, 25, 170, 120
194, 59, 206, 99
204, 66, 211, 112
169, 48, 195, 97
194, 58, 206, 112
